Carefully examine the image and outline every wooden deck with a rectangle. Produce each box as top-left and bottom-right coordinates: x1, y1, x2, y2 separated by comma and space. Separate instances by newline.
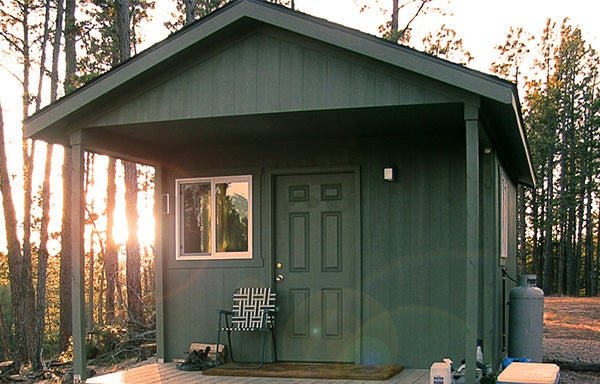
85, 363, 428, 384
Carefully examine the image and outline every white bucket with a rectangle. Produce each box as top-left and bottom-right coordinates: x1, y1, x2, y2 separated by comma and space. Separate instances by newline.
430, 361, 452, 384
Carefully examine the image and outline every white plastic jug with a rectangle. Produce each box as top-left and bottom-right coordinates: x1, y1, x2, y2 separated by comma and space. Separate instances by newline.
430, 361, 452, 384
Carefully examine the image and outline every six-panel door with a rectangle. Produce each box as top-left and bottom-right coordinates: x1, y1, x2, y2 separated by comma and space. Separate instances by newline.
274, 172, 357, 362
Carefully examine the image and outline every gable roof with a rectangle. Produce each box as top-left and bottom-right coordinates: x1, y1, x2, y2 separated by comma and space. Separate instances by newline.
24, 0, 534, 186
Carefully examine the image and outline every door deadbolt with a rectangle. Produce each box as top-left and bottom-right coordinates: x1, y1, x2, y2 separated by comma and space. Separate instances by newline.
276, 261, 284, 269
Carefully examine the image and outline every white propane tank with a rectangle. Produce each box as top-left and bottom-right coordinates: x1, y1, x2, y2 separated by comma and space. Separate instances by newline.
508, 275, 544, 362
430, 361, 452, 384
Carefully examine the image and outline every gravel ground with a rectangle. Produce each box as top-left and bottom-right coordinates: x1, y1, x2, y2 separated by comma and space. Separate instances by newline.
543, 297, 600, 384
544, 338, 600, 383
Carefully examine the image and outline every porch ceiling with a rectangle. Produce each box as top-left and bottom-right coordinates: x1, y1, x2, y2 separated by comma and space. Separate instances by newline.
81, 103, 464, 163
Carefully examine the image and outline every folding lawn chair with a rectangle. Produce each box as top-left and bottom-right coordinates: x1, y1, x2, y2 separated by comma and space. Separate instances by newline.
216, 287, 276, 368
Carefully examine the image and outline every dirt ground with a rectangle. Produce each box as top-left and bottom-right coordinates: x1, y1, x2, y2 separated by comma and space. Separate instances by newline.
544, 296, 600, 384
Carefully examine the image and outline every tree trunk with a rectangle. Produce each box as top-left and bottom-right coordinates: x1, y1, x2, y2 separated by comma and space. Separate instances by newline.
531, 194, 544, 288
87, 232, 95, 330
64, 0, 77, 94
104, 158, 118, 324
594, 196, 600, 296
556, 139, 566, 295
0, 104, 27, 364
34, 0, 52, 111
517, 185, 527, 275
33, 143, 53, 370
59, 147, 73, 352
583, 98, 595, 296
391, 0, 399, 33
85, 153, 95, 330
0, 297, 10, 360
50, 0, 64, 103
184, 0, 195, 24
542, 155, 555, 294
20, 3, 38, 366
59, 0, 76, 353
116, 272, 126, 317
97, 268, 105, 327
574, 193, 584, 295
125, 161, 143, 331
116, 0, 131, 62
35, 7, 62, 361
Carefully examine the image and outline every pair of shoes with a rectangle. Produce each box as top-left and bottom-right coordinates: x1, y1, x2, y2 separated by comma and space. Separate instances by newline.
176, 346, 216, 371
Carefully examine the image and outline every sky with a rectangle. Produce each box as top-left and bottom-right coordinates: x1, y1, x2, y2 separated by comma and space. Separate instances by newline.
0, 0, 599, 253
291, 0, 600, 73
143, 0, 600, 75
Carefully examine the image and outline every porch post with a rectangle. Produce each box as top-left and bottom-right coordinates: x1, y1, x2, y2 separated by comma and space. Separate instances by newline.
154, 166, 165, 362
70, 131, 87, 381
465, 104, 480, 384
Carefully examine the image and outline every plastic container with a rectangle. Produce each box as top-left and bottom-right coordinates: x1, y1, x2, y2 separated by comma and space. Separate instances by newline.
497, 362, 560, 384
430, 361, 452, 384
502, 357, 531, 370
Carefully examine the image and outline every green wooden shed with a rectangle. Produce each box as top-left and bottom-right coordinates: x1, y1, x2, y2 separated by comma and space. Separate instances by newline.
25, 0, 534, 381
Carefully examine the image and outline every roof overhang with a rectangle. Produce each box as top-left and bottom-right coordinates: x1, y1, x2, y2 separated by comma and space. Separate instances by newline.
24, 0, 535, 186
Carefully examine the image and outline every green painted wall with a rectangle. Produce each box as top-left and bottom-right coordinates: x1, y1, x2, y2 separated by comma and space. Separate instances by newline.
88, 30, 464, 129
360, 132, 467, 367
159, 122, 495, 368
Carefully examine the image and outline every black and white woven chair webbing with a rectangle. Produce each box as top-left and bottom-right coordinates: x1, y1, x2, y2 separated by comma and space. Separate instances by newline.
231, 288, 275, 330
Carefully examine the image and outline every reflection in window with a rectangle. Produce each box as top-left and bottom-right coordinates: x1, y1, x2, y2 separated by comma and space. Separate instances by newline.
215, 182, 249, 252
176, 176, 252, 260
181, 182, 210, 254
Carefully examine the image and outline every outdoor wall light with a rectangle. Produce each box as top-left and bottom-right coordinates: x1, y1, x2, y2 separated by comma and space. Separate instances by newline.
161, 194, 170, 214
383, 167, 396, 182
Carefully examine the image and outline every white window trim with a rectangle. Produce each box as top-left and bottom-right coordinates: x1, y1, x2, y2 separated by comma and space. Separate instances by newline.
175, 175, 252, 260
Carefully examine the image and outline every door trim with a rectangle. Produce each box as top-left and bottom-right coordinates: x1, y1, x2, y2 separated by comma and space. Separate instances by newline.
264, 166, 362, 363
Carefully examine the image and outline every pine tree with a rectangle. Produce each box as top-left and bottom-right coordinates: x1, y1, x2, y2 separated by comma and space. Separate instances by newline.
520, 18, 600, 295
422, 24, 474, 65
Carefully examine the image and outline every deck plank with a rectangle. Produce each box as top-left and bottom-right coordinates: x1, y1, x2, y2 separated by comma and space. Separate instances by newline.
85, 363, 428, 384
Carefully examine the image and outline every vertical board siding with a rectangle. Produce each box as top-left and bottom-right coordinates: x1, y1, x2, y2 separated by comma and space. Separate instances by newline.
89, 33, 456, 128
326, 57, 351, 108
257, 35, 281, 112
191, 61, 213, 117
168, 74, 188, 119
375, 73, 400, 105
350, 65, 375, 107
405, 140, 428, 363
234, 37, 258, 115
212, 48, 236, 116
361, 132, 466, 368
279, 41, 303, 110
427, 146, 453, 359
302, 48, 327, 110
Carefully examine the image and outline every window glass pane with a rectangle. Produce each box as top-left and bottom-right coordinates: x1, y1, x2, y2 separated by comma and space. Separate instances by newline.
181, 182, 211, 254
215, 181, 249, 252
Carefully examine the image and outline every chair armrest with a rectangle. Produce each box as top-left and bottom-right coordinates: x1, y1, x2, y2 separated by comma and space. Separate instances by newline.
217, 309, 233, 315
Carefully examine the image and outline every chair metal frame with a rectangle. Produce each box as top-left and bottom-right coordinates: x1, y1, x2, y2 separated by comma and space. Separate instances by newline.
216, 287, 276, 368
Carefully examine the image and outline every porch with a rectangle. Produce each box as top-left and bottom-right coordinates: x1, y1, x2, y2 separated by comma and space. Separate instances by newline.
85, 363, 429, 383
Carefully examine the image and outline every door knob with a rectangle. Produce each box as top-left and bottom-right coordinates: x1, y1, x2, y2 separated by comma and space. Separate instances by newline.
275, 274, 284, 282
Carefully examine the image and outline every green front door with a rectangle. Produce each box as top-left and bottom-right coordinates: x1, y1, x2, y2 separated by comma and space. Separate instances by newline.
274, 172, 357, 362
